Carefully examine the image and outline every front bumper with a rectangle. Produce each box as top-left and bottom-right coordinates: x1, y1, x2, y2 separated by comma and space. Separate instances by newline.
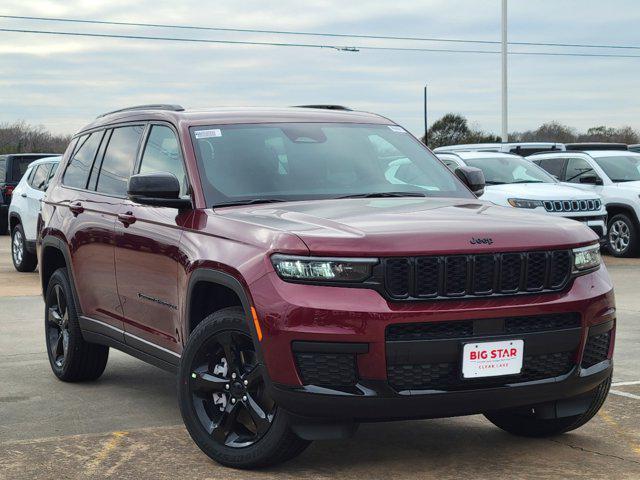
252, 266, 615, 421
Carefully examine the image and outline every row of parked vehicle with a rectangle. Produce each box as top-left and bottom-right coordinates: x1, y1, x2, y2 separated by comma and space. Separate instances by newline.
3, 140, 640, 277
433, 142, 640, 257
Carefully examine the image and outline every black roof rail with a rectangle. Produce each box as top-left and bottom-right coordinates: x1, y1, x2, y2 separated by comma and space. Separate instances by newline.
97, 104, 185, 118
293, 105, 353, 111
565, 143, 628, 151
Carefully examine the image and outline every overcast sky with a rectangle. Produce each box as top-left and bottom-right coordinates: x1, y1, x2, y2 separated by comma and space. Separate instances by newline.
1, 0, 639, 137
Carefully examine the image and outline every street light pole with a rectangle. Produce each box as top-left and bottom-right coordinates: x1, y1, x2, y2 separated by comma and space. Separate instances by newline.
501, 0, 508, 142
423, 84, 428, 144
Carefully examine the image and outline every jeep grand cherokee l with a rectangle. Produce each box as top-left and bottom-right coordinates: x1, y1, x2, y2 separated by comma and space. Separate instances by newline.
39, 105, 615, 469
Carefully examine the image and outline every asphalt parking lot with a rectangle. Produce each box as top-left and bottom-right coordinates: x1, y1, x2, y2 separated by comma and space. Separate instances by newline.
0, 238, 639, 479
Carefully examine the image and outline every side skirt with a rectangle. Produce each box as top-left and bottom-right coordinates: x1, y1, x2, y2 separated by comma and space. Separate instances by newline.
79, 316, 180, 374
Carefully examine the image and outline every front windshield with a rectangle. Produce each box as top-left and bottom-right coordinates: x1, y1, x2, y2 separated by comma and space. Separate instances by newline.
463, 157, 557, 185
593, 155, 640, 182
191, 123, 473, 206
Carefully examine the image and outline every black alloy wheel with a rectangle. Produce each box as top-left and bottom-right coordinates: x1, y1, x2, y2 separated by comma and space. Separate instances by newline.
46, 283, 71, 369
189, 330, 275, 448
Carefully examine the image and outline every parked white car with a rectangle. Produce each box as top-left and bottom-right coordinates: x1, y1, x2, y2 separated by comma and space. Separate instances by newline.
433, 142, 565, 157
531, 150, 640, 257
8, 156, 61, 271
435, 151, 607, 241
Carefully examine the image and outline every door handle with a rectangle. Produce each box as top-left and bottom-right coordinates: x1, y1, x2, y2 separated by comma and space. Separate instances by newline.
69, 202, 84, 216
21, 193, 27, 198
117, 211, 137, 227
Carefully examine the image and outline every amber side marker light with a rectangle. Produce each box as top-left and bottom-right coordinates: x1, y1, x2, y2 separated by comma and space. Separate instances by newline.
251, 307, 263, 341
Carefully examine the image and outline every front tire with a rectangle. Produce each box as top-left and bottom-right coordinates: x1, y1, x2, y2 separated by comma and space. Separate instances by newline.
178, 306, 310, 469
484, 375, 611, 437
11, 224, 37, 272
607, 213, 639, 257
45, 268, 109, 381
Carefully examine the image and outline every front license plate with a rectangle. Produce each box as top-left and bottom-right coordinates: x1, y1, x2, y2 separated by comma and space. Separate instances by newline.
462, 339, 524, 379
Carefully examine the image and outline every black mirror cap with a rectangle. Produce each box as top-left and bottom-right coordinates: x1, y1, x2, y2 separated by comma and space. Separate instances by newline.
128, 172, 192, 209
454, 166, 485, 197
579, 175, 603, 186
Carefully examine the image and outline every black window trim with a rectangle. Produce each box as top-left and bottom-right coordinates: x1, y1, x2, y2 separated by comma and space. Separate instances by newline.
134, 120, 191, 199
61, 121, 146, 199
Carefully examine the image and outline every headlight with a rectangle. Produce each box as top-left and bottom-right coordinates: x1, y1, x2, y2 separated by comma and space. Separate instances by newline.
573, 244, 601, 272
271, 254, 377, 282
507, 198, 544, 209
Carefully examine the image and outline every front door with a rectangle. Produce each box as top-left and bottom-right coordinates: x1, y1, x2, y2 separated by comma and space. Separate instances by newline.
114, 123, 191, 356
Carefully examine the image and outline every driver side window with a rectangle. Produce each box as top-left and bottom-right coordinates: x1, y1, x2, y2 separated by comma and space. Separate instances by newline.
139, 125, 188, 196
565, 158, 598, 184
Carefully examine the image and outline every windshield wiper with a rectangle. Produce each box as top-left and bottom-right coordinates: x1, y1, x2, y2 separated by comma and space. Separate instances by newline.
213, 198, 289, 208
338, 192, 426, 199
509, 180, 544, 184
484, 181, 506, 185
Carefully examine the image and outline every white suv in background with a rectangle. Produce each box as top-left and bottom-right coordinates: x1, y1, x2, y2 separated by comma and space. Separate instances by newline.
8, 156, 61, 271
531, 150, 640, 257
433, 142, 565, 157
436, 151, 607, 241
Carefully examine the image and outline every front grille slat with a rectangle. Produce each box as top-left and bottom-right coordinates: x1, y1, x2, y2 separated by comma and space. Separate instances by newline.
383, 249, 573, 301
295, 352, 357, 387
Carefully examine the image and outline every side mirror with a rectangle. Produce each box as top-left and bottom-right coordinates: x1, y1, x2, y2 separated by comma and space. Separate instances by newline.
579, 175, 603, 186
454, 166, 485, 197
128, 172, 192, 209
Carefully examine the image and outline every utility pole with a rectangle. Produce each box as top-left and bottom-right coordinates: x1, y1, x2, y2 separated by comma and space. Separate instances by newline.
423, 84, 428, 144
501, 0, 508, 142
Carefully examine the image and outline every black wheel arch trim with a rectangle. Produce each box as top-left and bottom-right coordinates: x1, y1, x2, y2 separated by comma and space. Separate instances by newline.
185, 268, 265, 364
606, 203, 640, 225
40, 235, 82, 312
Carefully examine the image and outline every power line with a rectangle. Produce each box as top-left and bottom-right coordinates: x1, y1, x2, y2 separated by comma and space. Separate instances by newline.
2, 13, 640, 51
2, 27, 640, 58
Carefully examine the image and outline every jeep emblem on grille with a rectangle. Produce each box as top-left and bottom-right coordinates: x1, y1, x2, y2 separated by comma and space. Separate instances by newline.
470, 237, 493, 245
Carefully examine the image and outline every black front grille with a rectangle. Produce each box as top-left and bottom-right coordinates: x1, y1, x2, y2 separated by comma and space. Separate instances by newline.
544, 198, 601, 212
387, 352, 574, 391
582, 331, 611, 368
295, 352, 357, 387
382, 250, 573, 300
385, 313, 581, 392
387, 313, 580, 341
387, 320, 474, 341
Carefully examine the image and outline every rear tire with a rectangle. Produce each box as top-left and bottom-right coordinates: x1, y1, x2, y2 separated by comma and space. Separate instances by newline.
11, 224, 37, 272
485, 374, 611, 437
607, 213, 639, 257
45, 268, 109, 382
178, 306, 310, 469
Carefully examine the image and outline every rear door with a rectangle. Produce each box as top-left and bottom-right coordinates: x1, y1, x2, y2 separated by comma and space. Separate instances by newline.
23, 163, 52, 240
114, 123, 191, 356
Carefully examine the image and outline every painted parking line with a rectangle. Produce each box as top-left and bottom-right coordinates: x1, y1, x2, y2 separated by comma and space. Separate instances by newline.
612, 380, 640, 387
610, 389, 640, 400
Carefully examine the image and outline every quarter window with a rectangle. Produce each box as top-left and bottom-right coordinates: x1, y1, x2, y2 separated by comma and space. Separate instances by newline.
139, 125, 187, 195
96, 125, 144, 196
63, 132, 103, 189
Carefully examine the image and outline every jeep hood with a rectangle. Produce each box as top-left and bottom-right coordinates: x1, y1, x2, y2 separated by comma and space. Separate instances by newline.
214, 197, 597, 256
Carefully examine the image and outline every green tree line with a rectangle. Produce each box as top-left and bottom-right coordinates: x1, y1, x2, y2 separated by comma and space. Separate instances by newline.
424, 114, 640, 149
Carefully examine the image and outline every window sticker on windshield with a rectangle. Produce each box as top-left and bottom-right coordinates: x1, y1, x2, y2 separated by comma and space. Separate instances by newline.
388, 125, 406, 133
194, 129, 222, 139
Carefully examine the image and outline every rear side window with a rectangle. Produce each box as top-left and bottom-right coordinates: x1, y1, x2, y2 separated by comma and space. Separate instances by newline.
535, 158, 565, 179
63, 132, 103, 189
96, 125, 144, 196
139, 125, 187, 195
29, 164, 51, 191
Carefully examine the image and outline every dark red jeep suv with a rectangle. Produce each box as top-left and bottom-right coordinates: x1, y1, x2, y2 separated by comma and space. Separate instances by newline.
39, 105, 615, 468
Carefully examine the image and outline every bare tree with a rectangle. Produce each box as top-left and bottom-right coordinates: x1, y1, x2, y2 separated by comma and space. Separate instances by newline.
0, 121, 71, 154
